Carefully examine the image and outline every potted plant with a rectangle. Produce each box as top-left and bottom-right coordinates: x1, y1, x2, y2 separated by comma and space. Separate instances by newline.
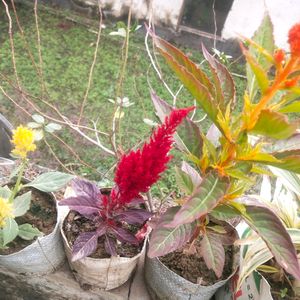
0, 125, 74, 274
145, 18, 300, 299
231, 170, 300, 300
58, 107, 194, 290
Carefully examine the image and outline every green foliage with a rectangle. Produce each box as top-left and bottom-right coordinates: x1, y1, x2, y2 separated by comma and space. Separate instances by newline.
148, 13, 300, 281
24, 171, 74, 192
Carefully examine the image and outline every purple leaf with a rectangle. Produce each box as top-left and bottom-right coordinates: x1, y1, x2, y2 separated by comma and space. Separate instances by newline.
167, 173, 230, 227
72, 231, 99, 261
242, 203, 300, 280
199, 232, 225, 278
115, 209, 152, 225
110, 226, 139, 245
104, 235, 117, 256
72, 178, 101, 200
58, 196, 100, 215
129, 197, 145, 206
148, 207, 197, 258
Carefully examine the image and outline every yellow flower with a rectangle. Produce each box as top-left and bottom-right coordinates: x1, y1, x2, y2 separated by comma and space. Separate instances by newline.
11, 125, 36, 158
0, 197, 14, 228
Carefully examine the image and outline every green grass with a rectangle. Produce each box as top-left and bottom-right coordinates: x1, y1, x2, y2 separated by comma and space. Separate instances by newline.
0, 3, 246, 196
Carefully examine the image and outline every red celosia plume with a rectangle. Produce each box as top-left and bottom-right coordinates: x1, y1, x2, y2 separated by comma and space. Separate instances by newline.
288, 23, 300, 57
114, 107, 195, 204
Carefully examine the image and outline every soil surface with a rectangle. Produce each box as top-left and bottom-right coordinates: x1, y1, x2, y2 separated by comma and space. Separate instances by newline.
160, 239, 235, 285
0, 187, 57, 255
63, 211, 142, 259
262, 269, 299, 300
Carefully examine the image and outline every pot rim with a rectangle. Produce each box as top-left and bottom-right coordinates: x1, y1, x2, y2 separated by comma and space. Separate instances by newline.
60, 210, 148, 263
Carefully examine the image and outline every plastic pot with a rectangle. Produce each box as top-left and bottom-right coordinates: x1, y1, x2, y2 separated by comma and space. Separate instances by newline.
0, 191, 65, 274
145, 249, 238, 300
60, 211, 147, 290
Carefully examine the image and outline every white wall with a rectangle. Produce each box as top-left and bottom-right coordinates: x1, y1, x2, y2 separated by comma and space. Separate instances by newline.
80, 0, 184, 28
222, 0, 300, 50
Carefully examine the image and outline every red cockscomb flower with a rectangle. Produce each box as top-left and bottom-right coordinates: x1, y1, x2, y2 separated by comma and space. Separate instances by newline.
288, 23, 300, 57
114, 107, 195, 204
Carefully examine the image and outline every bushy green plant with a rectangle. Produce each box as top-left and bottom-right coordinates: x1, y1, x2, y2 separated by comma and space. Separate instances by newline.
148, 16, 300, 281
0, 125, 73, 248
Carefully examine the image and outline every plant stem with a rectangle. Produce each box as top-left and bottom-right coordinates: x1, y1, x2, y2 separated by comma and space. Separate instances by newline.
146, 191, 154, 212
9, 159, 27, 202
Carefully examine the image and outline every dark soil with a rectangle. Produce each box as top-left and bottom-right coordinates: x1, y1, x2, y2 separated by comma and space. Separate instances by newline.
0, 187, 57, 255
63, 211, 142, 259
160, 239, 235, 285
262, 270, 299, 300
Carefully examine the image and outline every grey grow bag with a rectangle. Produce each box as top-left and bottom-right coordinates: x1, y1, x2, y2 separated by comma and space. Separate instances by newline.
0, 193, 65, 274
145, 254, 237, 300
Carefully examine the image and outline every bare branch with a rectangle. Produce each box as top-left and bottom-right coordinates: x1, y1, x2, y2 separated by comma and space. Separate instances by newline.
77, 0, 103, 125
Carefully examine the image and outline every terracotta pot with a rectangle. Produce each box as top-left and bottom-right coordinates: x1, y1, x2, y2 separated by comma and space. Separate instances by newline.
0, 190, 65, 274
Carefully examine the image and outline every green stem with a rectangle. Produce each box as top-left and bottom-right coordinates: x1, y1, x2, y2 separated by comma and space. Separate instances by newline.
9, 159, 27, 202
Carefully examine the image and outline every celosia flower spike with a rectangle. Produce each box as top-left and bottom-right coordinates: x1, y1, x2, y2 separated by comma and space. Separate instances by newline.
288, 23, 300, 57
11, 125, 36, 158
0, 197, 14, 228
114, 107, 195, 204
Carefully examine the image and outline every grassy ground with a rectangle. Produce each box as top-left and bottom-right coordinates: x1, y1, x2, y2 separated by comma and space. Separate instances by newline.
0, 2, 246, 196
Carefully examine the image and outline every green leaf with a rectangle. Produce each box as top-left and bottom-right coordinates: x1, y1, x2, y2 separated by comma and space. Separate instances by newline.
151, 92, 203, 158
202, 45, 235, 111
266, 150, 300, 174
168, 172, 230, 227
148, 207, 197, 258
27, 122, 41, 129
13, 191, 31, 217
279, 101, 300, 113
45, 123, 62, 133
247, 14, 274, 100
175, 166, 194, 194
251, 109, 297, 139
153, 37, 216, 99
152, 38, 220, 128
34, 129, 44, 141
209, 204, 240, 221
244, 50, 269, 94
181, 161, 202, 188
18, 223, 42, 240
24, 172, 74, 192
241, 204, 300, 280
2, 218, 19, 246
0, 186, 11, 199
32, 114, 45, 124
200, 232, 225, 278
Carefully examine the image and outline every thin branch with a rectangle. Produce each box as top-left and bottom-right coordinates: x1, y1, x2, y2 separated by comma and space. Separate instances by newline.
0, 73, 109, 136
50, 131, 101, 174
43, 136, 75, 174
111, 3, 133, 156
2, 0, 21, 89
77, 0, 103, 125
34, 0, 47, 96
144, 19, 176, 99
212, 0, 217, 50
146, 191, 154, 212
